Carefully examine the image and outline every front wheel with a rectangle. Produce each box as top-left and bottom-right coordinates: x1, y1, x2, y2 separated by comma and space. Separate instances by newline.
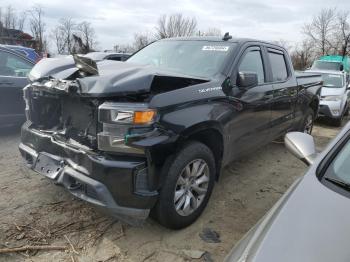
152, 141, 215, 229
333, 114, 344, 127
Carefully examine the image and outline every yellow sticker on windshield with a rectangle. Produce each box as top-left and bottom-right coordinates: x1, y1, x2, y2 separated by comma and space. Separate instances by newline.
202, 46, 229, 51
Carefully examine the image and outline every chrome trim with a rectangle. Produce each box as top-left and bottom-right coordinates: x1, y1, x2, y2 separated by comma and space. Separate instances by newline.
97, 132, 144, 154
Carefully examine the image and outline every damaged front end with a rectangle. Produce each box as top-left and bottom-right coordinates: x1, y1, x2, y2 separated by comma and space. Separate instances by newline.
21, 81, 163, 224
23, 80, 157, 155
19, 54, 212, 223
20, 74, 168, 225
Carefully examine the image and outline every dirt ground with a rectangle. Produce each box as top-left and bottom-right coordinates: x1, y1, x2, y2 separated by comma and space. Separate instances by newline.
0, 120, 345, 262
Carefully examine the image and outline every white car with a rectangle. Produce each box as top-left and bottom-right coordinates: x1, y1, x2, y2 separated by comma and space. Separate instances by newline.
310, 70, 350, 126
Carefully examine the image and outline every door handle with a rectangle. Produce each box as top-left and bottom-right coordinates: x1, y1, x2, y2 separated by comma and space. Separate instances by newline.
0, 82, 14, 85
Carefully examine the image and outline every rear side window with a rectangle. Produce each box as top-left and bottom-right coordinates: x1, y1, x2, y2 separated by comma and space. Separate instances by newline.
268, 51, 288, 82
239, 49, 265, 84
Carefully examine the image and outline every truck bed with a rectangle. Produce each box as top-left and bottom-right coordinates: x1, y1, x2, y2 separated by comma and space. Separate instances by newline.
295, 71, 323, 97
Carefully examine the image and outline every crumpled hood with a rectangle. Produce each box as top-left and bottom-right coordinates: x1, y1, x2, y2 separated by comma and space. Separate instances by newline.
321, 86, 344, 97
28, 56, 210, 97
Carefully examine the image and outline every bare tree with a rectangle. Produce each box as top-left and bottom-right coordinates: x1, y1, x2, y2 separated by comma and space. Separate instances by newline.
58, 18, 76, 54
291, 40, 315, 70
303, 8, 337, 56
2, 5, 16, 29
17, 11, 27, 31
76, 21, 98, 53
155, 14, 197, 39
28, 5, 46, 52
337, 11, 350, 57
51, 27, 66, 54
0, 6, 27, 32
201, 27, 222, 36
133, 32, 152, 51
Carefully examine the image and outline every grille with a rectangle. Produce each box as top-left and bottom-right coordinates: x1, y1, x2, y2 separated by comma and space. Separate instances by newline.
28, 89, 99, 149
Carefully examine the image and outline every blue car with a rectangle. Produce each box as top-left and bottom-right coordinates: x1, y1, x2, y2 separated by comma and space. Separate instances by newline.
3, 45, 40, 63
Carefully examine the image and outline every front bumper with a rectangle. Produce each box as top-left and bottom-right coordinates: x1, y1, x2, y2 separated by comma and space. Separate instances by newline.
318, 102, 343, 119
19, 123, 158, 223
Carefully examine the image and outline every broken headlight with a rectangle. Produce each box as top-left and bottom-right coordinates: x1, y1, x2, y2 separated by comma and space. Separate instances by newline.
97, 102, 156, 154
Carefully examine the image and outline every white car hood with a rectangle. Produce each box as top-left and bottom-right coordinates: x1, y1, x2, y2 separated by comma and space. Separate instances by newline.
321, 87, 344, 96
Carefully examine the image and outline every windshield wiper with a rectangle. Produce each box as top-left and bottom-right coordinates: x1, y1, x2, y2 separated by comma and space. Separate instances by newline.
325, 177, 350, 191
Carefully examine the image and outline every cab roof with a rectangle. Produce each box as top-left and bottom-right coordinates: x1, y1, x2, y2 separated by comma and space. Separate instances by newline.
161, 36, 257, 43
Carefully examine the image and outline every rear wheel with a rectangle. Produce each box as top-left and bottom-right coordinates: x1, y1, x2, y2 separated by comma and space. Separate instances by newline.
300, 108, 314, 135
152, 141, 215, 229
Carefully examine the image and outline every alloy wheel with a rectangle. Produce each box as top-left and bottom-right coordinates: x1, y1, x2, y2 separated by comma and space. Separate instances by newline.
174, 159, 210, 216
304, 115, 313, 134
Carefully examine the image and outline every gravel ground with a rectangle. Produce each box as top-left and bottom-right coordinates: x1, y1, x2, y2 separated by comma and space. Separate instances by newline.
0, 120, 345, 262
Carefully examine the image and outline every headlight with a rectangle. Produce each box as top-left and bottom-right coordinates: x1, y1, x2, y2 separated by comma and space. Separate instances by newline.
98, 102, 156, 125
322, 95, 342, 101
97, 102, 156, 153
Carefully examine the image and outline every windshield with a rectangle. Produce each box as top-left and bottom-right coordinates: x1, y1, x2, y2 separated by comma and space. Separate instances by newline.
312, 61, 342, 71
321, 73, 343, 88
127, 40, 236, 78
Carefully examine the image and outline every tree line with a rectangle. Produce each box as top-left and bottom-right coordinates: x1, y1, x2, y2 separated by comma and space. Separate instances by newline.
1, 5, 349, 69
115, 13, 222, 53
291, 8, 350, 69
0, 5, 98, 54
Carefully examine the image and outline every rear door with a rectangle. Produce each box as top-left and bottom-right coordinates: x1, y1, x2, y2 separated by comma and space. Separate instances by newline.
226, 45, 274, 160
0, 49, 33, 125
265, 47, 298, 139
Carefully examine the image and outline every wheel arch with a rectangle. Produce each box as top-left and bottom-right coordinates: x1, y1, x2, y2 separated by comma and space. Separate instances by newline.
177, 121, 224, 180
309, 96, 319, 118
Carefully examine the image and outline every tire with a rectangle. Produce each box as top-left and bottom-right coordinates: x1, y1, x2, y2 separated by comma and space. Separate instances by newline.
333, 114, 344, 127
299, 108, 314, 134
152, 141, 216, 229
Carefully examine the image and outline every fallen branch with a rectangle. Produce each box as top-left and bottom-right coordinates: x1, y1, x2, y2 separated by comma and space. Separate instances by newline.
0, 245, 67, 254
64, 235, 79, 255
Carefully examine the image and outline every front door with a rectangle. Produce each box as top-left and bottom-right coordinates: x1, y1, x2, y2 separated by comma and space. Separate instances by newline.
225, 46, 273, 161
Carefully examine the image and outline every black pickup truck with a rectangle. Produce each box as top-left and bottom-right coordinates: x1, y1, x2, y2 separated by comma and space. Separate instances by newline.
19, 36, 322, 229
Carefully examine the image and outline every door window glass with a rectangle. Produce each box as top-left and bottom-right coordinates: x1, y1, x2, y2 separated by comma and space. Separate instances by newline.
239, 50, 265, 84
268, 51, 288, 82
0, 51, 33, 77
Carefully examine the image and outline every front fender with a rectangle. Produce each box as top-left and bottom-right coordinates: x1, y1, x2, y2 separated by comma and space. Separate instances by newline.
159, 101, 233, 134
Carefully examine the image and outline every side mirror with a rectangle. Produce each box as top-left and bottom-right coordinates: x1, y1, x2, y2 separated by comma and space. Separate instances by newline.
284, 132, 317, 166
237, 72, 258, 89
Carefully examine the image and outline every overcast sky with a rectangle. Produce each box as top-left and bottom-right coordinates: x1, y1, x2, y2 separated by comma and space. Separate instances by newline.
2, 0, 350, 51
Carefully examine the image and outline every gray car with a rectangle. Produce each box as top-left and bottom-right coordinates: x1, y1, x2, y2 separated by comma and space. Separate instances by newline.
83, 51, 131, 62
225, 121, 350, 262
0, 45, 34, 127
